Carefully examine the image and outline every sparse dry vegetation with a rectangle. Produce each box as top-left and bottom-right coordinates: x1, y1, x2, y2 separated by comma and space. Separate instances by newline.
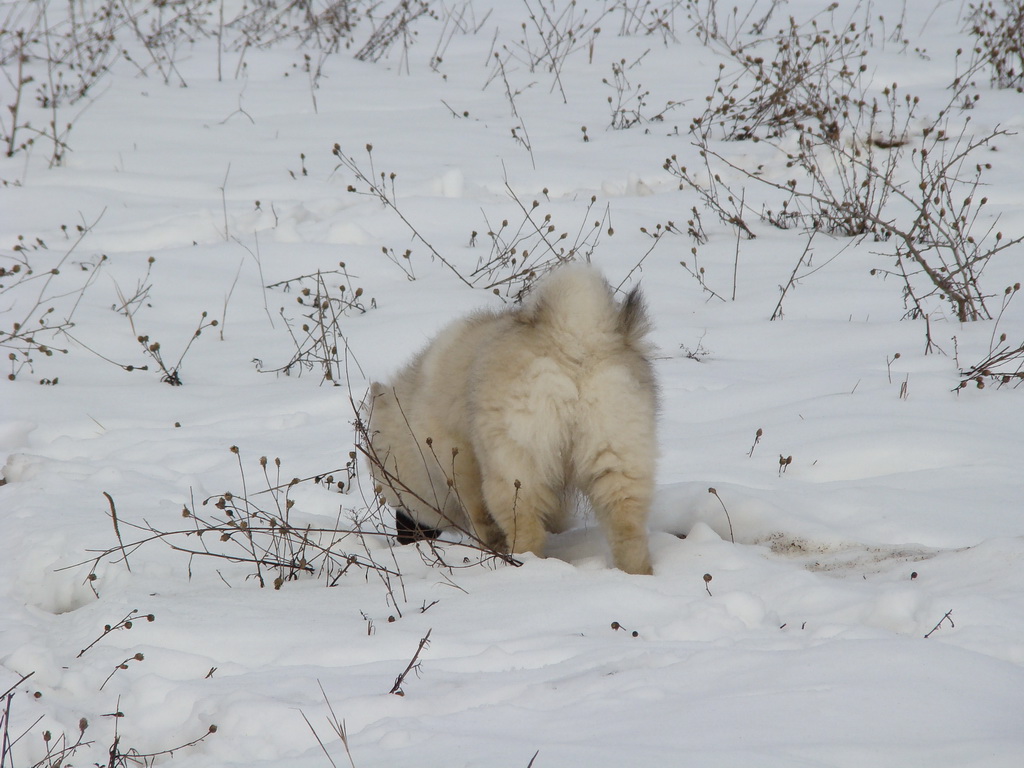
333, 142, 613, 300
1, 0, 443, 167
2, 0, 1019, 386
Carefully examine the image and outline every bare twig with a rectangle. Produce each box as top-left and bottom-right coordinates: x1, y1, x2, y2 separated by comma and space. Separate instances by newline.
924, 609, 954, 638
333, 144, 473, 288
302, 680, 358, 768
77, 610, 154, 659
103, 492, 131, 573
707, 488, 735, 543
390, 629, 432, 695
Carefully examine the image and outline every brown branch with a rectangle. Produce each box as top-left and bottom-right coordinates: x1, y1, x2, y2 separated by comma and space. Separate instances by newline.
924, 609, 954, 639
103, 491, 130, 573
390, 629, 432, 695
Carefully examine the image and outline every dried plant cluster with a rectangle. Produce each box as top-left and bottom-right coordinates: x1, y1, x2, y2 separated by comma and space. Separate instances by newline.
690, 9, 871, 143
80, 440, 520, 605
673, 1, 1023, 351
258, 264, 373, 384
0, 0, 440, 167
472, 189, 612, 299
332, 143, 613, 301
1, 213, 106, 382
965, 0, 1024, 91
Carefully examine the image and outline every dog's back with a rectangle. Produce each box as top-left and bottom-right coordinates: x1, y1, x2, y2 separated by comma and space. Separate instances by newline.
367, 263, 657, 574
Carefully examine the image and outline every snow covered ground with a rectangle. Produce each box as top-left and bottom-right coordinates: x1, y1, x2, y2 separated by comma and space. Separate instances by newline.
3, 1, 1024, 765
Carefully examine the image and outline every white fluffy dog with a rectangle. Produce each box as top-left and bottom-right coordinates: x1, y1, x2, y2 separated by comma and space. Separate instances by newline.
365, 263, 657, 575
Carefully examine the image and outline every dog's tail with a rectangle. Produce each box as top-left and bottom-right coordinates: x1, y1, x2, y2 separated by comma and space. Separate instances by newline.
617, 284, 652, 347
522, 263, 652, 348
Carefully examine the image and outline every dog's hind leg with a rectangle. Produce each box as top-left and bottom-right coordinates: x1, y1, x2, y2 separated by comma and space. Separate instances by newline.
479, 469, 559, 558
583, 469, 654, 575
574, 369, 656, 575
454, 471, 508, 551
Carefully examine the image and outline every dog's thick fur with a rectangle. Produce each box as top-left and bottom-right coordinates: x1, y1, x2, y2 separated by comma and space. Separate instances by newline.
365, 264, 657, 575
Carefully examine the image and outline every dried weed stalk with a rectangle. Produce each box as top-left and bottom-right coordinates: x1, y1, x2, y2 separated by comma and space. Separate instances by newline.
492, 0, 611, 103
957, 283, 1024, 389
684, 0, 785, 48
258, 266, 372, 384
603, 54, 681, 130
474, 186, 611, 299
76, 430, 518, 614
1, 210, 107, 382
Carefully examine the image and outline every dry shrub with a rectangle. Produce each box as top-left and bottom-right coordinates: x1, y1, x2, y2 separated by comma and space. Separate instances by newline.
965, 0, 1024, 90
